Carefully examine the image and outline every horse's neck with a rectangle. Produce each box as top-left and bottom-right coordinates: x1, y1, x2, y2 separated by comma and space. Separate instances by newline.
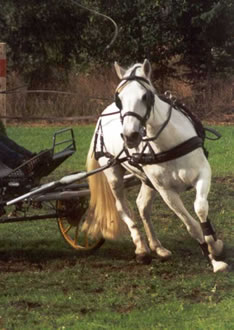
146, 95, 196, 151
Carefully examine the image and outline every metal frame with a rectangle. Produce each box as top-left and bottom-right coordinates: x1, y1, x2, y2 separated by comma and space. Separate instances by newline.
0, 128, 141, 251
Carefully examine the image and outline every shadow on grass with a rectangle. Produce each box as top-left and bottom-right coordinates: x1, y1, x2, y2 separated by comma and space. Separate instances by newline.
0, 237, 137, 271
1, 235, 233, 274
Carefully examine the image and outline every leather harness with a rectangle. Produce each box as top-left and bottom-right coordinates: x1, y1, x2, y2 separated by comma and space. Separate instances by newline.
93, 71, 220, 169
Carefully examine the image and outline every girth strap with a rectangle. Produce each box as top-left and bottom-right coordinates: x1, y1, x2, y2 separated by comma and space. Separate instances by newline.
129, 136, 204, 166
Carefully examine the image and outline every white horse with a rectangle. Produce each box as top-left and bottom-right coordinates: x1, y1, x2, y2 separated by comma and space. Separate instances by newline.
85, 59, 228, 273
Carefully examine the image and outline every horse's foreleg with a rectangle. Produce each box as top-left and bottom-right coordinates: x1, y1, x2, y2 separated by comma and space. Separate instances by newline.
105, 167, 152, 264
115, 197, 152, 264
194, 177, 228, 272
136, 183, 172, 259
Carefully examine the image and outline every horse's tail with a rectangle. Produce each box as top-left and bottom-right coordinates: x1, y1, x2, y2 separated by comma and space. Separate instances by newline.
83, 136, 128, 240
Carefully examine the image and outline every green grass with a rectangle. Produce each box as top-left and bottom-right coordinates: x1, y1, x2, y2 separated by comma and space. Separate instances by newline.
0, 124, 234, 330
204, 125, 234, 176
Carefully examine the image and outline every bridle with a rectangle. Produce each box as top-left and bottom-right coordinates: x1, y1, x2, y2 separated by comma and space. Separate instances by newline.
115, 67, 155, 127
114, 70, 175, 143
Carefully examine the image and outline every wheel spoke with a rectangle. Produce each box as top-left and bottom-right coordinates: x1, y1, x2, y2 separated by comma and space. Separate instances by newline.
63, 224, 72, 234
56, 199, 104, 251
74, 224, 79, 245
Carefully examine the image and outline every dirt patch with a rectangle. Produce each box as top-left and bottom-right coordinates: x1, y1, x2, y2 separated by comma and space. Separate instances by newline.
213, 176, 234, 185
0, 260, 44, 273
11, 300, 42, 309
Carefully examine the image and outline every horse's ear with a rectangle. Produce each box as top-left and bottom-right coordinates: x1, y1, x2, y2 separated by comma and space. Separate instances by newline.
142, 59, 152, 78
114, 61, 126, 79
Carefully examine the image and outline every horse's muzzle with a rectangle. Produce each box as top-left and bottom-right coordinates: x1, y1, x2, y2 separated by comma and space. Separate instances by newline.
122, 131, 142, 149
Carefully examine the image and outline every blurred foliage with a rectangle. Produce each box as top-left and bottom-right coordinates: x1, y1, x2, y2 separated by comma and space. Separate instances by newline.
0, 121, 7, 136
0, 0, 233, 86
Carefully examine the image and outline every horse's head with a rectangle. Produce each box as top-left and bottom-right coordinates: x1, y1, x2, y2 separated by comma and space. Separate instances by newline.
114, 59, 155, 149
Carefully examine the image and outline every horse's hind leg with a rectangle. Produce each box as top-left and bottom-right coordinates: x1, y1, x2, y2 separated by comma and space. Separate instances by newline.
158, 187, 228, 272
136, 183, 172, 259
158, 188, 205, 243
194, 176, 228, 272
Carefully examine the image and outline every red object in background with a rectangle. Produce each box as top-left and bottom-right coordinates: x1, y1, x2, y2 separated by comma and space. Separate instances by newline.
0, 59, 6, 78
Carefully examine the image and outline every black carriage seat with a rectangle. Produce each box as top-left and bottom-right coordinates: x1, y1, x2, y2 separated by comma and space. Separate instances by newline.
0, 133, 35, 170
0, 128, 76, 189
9, 149, 53, 178
0, 133, 49, 181
0, 148, 61, 182
0, 146, 74, 181
0, 160, 22, 178
0, 133, 33, 180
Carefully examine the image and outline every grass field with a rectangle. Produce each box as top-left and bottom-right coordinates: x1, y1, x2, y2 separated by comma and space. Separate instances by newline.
0, 124, 234, 330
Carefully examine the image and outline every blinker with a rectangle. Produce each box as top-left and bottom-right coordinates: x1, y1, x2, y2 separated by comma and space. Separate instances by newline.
115, 93, 122, 110
145, 90, 155, 108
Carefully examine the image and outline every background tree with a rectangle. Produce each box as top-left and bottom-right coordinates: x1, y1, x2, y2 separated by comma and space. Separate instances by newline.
0, 0, 89, 86
0, 0, 233, 86
173, 0, 234, 78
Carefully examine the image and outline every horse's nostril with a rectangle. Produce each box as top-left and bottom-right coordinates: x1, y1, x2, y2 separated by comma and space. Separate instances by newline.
127, 132, 140, 142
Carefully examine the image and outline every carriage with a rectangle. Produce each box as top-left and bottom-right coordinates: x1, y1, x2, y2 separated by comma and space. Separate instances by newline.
0, 127, 138, 252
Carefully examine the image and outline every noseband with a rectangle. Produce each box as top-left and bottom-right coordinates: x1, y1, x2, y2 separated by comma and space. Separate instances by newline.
115, 72, 155, 126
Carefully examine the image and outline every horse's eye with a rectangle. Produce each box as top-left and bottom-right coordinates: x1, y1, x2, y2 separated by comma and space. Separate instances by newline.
142, 93, 147, 103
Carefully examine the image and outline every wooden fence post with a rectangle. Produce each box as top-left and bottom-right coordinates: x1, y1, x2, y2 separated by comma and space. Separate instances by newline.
0, 43, 6, 126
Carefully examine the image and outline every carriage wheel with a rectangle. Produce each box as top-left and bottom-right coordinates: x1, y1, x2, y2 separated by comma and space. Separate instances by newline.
56, 197, 105, 251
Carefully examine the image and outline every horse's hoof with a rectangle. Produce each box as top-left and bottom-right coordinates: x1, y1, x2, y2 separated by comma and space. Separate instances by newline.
136, 253, 152, 265
208, 239, 224, 257
212, 260, 229, 273
156, 247, 172, 260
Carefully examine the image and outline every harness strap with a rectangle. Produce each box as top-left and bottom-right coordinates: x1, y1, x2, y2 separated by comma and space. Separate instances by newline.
142, 101, 173, 142
100, 110, 120, 117
95, 134, 204, 169
129, 136, 204, 166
